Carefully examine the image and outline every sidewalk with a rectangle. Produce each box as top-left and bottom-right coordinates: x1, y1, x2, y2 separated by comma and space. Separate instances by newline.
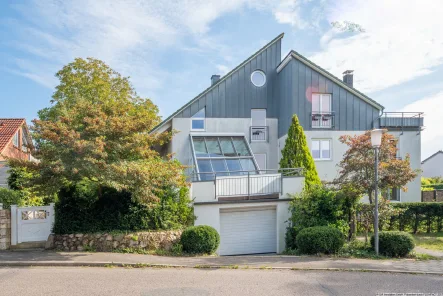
1, 250, 443, 274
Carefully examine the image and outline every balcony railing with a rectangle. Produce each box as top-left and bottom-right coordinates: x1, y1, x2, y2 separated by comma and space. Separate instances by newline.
311, 112, 335, 129
192, 168, 304, 199
250, 126, 268, 142
379, 112, 424, 128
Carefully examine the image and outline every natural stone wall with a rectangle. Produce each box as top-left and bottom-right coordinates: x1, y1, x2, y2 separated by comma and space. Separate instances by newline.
52, 230, 182, 252
0, 209, 11, 250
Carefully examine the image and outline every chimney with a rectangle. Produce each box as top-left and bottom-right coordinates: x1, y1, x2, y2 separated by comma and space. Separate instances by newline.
343, 70, 354, 87
211, 75, 220, 86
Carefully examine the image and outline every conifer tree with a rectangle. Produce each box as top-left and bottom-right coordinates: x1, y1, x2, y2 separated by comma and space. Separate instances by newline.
280, 115, 321, 190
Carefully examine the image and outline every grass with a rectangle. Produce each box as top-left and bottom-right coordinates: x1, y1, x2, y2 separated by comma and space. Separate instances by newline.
413, 232, 443, 252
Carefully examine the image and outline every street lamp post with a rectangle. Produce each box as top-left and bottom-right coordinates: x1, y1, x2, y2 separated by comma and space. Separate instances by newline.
370, 129, 384, 255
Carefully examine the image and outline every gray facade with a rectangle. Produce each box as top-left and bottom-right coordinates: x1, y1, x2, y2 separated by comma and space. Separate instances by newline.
422, 151, 443, 178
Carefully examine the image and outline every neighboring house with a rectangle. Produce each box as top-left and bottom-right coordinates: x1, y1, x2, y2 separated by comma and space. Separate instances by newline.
0, 119, 33, 188
151, 33, 424, 255
421, 150, 443, 178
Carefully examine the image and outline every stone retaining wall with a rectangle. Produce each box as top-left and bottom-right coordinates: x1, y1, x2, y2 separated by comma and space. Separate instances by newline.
52, 230, 182, 252
0, 209, 11, 250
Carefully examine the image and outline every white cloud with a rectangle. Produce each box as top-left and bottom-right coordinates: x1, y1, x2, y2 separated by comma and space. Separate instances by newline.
400, 91, 443, 160
309, 0, 443, 93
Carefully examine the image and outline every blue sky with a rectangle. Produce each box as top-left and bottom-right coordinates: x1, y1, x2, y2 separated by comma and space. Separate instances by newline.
1, 0, 442, 159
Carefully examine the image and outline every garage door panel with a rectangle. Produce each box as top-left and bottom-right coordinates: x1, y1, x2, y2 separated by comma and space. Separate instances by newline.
219, 208, 277, 255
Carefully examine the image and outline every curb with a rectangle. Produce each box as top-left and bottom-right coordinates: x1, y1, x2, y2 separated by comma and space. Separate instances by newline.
0, 261, 442, 275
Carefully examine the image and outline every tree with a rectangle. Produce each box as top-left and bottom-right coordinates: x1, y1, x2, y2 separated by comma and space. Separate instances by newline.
9, 58, 185, 204
335, 131, 419, 204
279, 115, 321, 190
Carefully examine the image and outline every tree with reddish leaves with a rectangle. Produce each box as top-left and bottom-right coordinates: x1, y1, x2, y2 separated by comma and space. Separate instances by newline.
335, 131, 419, 204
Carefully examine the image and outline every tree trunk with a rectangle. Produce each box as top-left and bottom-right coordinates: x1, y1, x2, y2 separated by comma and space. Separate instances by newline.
368, 189, 373, 204
98, 184, 103, 199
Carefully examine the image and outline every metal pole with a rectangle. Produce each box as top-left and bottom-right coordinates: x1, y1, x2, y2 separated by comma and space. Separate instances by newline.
374, 147, 379, 255
247, 172, 250, 199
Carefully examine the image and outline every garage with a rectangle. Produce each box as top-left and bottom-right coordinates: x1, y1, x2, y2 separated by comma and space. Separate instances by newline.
219, 207, 277, 255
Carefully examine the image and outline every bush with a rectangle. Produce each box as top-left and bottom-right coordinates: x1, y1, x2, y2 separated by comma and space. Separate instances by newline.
371, 231, 414, 257
295, 226, 345, 255
180, 225, 220, 254
286, 186, 360, 249
0, 188, 24, 208
53, 181, 195, 234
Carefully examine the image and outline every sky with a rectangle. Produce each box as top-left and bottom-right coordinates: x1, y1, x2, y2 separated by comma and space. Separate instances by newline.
0, 0, 442, 160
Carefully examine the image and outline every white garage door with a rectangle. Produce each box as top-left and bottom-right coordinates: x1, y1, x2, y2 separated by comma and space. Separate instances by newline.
219, 207, 277, 255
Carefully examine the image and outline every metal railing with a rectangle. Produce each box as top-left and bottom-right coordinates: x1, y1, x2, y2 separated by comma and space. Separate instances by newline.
191, 168, 304, 199
311, 112, 335, 128
250, 126, 268, 142
378, 112, 424, 134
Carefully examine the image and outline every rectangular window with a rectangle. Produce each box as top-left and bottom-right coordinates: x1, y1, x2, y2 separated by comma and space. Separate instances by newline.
191, 108, 205, 131
312, 94, 332, 128
311, 139, 331, 160
389, 188, 401, 201
251, 109, 267, 141
12, 131, 19, 147
21, 128, 28, 152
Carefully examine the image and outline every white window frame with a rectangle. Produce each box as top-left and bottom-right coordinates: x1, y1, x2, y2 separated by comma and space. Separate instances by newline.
250, 109, 267, 142
191, 108, 206, 131
12, 131, 19, 147
311, 139, 332, 161
388, 188, 401, 202
312, 93, 332, 129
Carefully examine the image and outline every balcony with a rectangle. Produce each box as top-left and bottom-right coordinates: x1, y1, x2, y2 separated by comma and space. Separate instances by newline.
250, 126, 268, 142
311, 112, 335, 129
379, 112, 424, 131
191, 168, 305, 203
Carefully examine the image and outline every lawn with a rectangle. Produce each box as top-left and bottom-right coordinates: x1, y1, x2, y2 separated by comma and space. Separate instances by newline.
413, 232, 443, 252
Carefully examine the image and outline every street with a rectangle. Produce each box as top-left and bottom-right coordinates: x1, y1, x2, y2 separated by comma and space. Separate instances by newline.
1, 267, 442, 296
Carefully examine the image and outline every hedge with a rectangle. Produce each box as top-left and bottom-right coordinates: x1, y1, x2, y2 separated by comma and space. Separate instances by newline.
421, 184, 443, 190
358, 202, 443, 234
296, 226, 345, 255
181, 225, 220, 254
371, 231, 415, 257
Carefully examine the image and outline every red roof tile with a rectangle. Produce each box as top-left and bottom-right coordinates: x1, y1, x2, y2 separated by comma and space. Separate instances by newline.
0, 118, 25, 153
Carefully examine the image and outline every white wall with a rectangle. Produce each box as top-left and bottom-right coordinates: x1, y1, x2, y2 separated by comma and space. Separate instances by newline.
194, 201, 290, 254
422, 152, 443, 178
278, 130, 422, 202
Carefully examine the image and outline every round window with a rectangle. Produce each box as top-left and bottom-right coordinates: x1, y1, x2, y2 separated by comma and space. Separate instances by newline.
251, 70, 266, 87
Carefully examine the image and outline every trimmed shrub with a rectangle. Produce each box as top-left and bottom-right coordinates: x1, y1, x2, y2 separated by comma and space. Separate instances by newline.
0, 187, 23, 208
296, 226, 345, 255
370, 231, 415, 257
181, 225, 220, 254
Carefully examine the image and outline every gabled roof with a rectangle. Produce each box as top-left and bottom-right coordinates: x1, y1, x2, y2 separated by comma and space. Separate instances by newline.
151, 33, 285, 133
422, 150, 443, 164
0, 118, 29, 153
277, 50, 384, 111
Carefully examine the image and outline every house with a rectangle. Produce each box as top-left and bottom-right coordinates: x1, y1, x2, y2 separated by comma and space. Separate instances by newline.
421, 151, 443, 178
0, 119, 33, 187
151, 33, 424, 255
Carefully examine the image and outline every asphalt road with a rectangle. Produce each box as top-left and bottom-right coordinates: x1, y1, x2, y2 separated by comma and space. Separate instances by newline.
1, 267, 443, 296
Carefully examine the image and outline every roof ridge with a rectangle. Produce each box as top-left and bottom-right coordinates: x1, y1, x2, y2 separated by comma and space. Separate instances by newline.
151, 33, 285, 133
422, 150, 443, 164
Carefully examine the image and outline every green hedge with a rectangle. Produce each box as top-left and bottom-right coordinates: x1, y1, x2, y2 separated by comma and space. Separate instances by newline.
0, 188, 24, 209
53, 182, 194, 234
296, 226, 345, 255
421, 184, 443, 190
358, 202, 443, 234
371, 231, 415, 257
180, 225, 220, 254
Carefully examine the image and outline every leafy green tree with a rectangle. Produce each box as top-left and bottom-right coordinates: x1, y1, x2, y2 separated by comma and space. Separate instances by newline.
279, 115, 321, 189
9, 58, 185, 204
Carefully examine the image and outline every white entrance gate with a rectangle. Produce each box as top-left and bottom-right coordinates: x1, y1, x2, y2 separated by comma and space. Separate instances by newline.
11, 204, 54, 245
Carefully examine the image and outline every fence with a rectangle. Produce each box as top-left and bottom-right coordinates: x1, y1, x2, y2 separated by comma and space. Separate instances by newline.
421, 190, 443, 202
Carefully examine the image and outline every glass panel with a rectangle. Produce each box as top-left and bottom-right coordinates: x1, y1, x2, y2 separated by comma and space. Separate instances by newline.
240, 159, 257, 174
321, 140, 330, 159
312, 94, 320, 113
205, 137, 223, 157
226, 159, 242, 175
251, 109, 266, 126
192, 119, 204, 130
211, 159, 228, 176
251, 71, 266, 87
321, 94, 331, 112
192, 108, 205, 118
192, 137, 208, 157
232, 137, 251, 156
197, 159, 213, 181
219, 137, 236, 157
311, 140, 320, 159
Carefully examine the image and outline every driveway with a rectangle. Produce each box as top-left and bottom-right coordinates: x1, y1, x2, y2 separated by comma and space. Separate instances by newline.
1, 267, 443, 296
